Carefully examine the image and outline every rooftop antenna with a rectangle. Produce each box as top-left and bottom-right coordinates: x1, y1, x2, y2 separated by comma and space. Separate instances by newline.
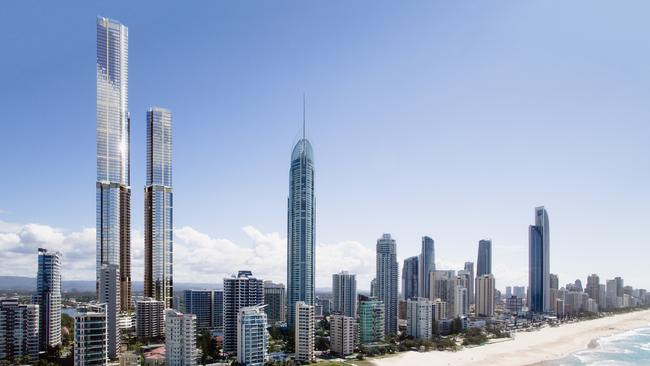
302, 93, 306, 141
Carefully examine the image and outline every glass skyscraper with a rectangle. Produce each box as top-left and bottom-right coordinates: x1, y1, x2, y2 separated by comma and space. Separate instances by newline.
529, 206, 550, 313
402, 256, 419, 300
96, 16, 131, 313
477, 239, 492, 277
34, 248, 62, 351
286, 132, 315, 327
376, 233, 399, 335
418, 236, 435, 299
332, 271, 357, 318
145, 107, 173, 308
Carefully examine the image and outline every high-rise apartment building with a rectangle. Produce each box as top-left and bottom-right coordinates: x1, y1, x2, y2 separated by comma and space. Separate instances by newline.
99, 264, 120, 358
74, 304, 108, 366
332, 271, 357, 318
475, 274, 495, 317
586, 274, 600, 305
464, 262, 475, 305
223, 271, 264, 353
96, 16, 131, 314
0, 298, 39, 363
406, 298, 433, 340
183, 290, 223, 332
550, 273, 559, 290
144, 107, 173, 308
263, 281, 286, 324
165, 309, 196, 366
529, 206, 550, 313
402, 256, 419, 300
34, 248, 62, 351
376, 233, 398, 335
136, 298, 164, 341
330, 315, 356, 356
236, 305, 269, 366
418, 236, 435, 299
477, 239, 492, 276
358, 300, 384, 344
294, 302, 315, 363
287, 124, 315, 327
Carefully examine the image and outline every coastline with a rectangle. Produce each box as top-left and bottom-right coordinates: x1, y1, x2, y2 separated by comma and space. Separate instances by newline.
370, 309, 650, 366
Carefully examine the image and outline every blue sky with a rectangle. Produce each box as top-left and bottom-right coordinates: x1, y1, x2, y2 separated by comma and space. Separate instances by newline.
1, 1, 649, 291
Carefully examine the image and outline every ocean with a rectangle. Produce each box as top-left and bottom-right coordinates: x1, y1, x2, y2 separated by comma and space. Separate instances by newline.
546, 323, 650, 365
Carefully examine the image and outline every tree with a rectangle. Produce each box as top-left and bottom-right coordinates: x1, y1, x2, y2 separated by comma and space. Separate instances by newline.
198, 330, 218, 364
315, 336, 329, 351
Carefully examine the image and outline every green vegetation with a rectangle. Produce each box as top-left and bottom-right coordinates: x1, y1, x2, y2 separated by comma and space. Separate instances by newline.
461, 327, 487, 346
197, 329, 219, 364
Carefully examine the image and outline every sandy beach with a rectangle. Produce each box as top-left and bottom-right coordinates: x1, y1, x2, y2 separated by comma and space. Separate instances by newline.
371, 309, 650, 366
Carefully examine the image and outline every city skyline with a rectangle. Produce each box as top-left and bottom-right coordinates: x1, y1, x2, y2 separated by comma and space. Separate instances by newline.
1, 1, 650, 292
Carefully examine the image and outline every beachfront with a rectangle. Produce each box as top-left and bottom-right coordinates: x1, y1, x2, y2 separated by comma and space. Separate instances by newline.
371, 309, 650, 366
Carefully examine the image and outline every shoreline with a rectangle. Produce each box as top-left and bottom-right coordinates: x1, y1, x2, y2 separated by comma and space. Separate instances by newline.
370, 309, 650, 366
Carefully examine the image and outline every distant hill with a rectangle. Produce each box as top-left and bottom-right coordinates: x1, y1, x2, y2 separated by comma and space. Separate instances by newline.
0, 276, 222, 294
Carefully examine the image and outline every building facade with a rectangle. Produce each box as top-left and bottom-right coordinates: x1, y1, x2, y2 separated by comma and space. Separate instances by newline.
74, 305, 108, 366
406, 298, 433, 340
136, 298, 164, 341
236, 305, 269, 366
477, 239, 492, 276
402, 256, 419, 300
358, 300, 384, 344
529, 206, 550, 314
223, 271, 264, 353
475, 274, 495, 317
330, 315, 356, 356
0, 298, 39, 362
376, 233, 398, 335
34, 248, 62, 351
287, 133, 315, 327
165, 309, 196, 366
144, 107, 173, 308
263, 281, 286, 324
183, 290, 223, 332
464, 262, 475, 305
294, 302, 314, 363
418, 236, 435, 299
332, 271, 357, 318
96, 16, 131, 314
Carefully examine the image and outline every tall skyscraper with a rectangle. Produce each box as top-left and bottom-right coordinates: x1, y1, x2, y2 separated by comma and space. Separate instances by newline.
294, 302, 315, 363
165, 309, 197, 366
96, 16, 131, 313
586, 274, 600, 305
263, 281, 286, 324
476, 239, 492, 276
464, 262, 475, 305
418, 236, 435, 299
223, 271, 264, 353
529, 206, 550, 314
287, 118, 315, 327
402, 256, 419, 300
34, 248, 62, 351
332, 271, 357, 318
145, 107, 173, 308
376, 233, 399, 336
74, 304, 108, 366
236, 305, 269, 366
0, 298, 39, 363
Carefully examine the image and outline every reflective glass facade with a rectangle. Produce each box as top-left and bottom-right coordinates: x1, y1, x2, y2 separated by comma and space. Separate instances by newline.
376, 233, 398, 335
402, 256, 419, 300
145, 108, 173, 307
477, 239, 492, 276
96, 16, 131, 312
418, 236, 435, 299
35, 248, 62, 351
287, 138, 315, 326
529, 206, 550, 313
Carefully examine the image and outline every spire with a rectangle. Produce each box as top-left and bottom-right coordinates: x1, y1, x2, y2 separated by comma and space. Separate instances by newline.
302, 92, 306, 141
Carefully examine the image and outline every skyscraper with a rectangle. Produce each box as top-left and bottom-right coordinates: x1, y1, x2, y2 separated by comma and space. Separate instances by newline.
263, 281, 286, 324
330, 315, 356, 356
358, 300, 384, 344
236, 305, 269, 366
529, 206, 550, 314
145, 107, 173, 308
418, 236, 435, 299
223, 271, 264, 353
406, 298, 433, 340
294, 302, 315, 363
0, 298, 39, 363
376, 233, 399, 335
34, 248, 61, 351
96, 16, 131, 313
183, 289, 223, 332
287, 118, 315, 327
99, 264, 120, 358
477, 239, 492, 276
165, 309, 197, 366
74, 305, 108, 366
464, 262, 475, 305
586, 274, 600, 305
550, 273, 559, 290
332, 271, 357, 318
475, 274, 495, 317
402, 256, 419, 300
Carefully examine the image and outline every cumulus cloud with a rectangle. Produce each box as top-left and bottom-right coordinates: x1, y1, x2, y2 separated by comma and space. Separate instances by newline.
0, 220, 377, 289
